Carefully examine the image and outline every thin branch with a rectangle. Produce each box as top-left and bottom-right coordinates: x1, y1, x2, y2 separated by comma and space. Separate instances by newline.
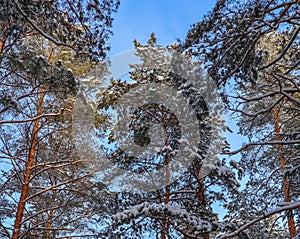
13, 0, 74, 49
56, 235, 102, 239
0, 108, 69, 125
25, 174, 90, 202
224, 139, 300, 155
220, 201, 300, 238
275, 74, 300, 106
234, 88, 299, 102
228, 95, 284, 117
284, 58, 300, 75
168, 220, 198, 238
22, 205, 68, 224
258, 26, 300, 70
0, 221, 10, 238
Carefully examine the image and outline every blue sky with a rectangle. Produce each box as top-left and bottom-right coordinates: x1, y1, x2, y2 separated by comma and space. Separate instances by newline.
108, 0, 217, 55
106, 0, 248, 218
108, 0, 246, 154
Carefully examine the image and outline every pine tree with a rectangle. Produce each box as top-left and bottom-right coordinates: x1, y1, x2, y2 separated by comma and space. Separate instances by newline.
91, 34, 240, 239
0, 1, 119, 238
182, 0, 299, 237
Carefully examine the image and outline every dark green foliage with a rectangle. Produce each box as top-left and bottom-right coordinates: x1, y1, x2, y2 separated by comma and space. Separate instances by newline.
0, 0, 120, 60
94, 36, 239, 238
182, 0, 299, 88
182, 0, 299, 237
0, 0, 119, 238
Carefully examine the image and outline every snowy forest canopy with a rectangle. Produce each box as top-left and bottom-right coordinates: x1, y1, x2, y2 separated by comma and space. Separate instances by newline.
0, 0, 299, 238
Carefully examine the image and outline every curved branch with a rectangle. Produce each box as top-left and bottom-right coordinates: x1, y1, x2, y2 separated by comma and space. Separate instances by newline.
13, 0, 74, 49
220, 201, 300, 238
224, 139, 300, 155
258, 26, 300, 70
0, 109, 69, 125
25, 174, 90, 202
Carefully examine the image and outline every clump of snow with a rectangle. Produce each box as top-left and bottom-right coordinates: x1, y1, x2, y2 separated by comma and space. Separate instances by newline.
112, 202, 213, 234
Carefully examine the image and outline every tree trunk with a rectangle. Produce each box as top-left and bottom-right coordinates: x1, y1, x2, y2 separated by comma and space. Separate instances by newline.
46, 208, 55, 239
273, 107, 296, 238
0, 35, 5, 53
197, 178, 209, 239
161, 118, 170, 239
0, 35, 6, 66
11, 89, 45, 239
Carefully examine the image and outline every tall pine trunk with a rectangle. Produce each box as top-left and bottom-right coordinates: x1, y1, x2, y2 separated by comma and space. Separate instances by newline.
273, 107, 296, 238
196, 169, 209, 239
11, 88, 45, 239
161, 118, 171, 239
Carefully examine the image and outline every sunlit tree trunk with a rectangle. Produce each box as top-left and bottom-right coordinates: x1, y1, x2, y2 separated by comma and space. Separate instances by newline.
12, 87, 46, 239
0, 34, 6, 67
273, 107, 296, 238
46, 206, 55, 239
0, 35, 5, 54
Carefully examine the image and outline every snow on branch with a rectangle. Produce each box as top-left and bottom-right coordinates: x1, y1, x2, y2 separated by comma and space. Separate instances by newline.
24, 174, 90, 202
219, 201, 300, 239
258, 26, 300, 70
234, 88, 300, 102
0, 108, 69, 125
13, 0, 74, 49
223, 139, 300, 155
228, 96, 284, 117
113, 202, 212, 234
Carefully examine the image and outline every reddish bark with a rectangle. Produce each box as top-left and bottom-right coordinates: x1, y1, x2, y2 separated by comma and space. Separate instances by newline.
197, 179, 209, 239
46, 207, 55, 239
273, 107, 296, 238
0, 36, 5, 54
11, 89, 46, 239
